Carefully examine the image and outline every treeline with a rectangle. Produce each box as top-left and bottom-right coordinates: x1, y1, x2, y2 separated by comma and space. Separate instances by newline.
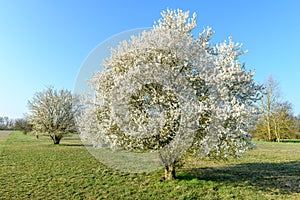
0, 116, 32, 133
0, 116, 14, 130
252, 111, 300, 141
251, 75, 300, 142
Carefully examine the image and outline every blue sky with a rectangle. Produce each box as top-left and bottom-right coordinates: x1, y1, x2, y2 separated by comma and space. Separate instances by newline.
1, 0, 300, 119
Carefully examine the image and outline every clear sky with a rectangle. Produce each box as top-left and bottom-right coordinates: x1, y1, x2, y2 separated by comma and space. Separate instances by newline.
1, 0, 300, 119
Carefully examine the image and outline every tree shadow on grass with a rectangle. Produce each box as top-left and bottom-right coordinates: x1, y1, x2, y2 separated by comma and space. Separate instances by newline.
179, 161, 300, 194
62, 137, 81, 141
59, 143, 93, 147
59, 143, 85, 147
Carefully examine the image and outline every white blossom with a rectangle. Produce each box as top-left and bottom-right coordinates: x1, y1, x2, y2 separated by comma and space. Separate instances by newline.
76, 9, 262, 172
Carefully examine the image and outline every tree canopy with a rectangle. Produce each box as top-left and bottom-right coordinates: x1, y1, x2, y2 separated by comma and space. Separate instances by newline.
28, 87, 81, 144
77, 9, 262, 180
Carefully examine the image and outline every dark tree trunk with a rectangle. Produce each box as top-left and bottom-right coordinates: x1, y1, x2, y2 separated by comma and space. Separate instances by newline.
164, 165, 176, 180
53, 136, 61, 144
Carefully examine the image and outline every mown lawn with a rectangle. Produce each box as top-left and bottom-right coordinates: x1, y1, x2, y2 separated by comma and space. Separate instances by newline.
0, 131, 299, 199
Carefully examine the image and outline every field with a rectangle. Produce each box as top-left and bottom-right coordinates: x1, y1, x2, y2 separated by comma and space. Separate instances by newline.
0, 131, 299, 199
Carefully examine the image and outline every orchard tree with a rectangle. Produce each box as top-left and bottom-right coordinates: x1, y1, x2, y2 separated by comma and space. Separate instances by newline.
77, 9, 262, 180
28, 87, 81, 144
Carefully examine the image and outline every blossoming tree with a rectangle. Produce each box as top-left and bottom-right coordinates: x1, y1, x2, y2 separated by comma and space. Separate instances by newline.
77, 9, 262, 180
28, 87, 81, 144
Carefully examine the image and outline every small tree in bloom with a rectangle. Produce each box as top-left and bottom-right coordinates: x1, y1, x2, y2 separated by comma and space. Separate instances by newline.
77, 9, 262, 180
28, 87, 81, 144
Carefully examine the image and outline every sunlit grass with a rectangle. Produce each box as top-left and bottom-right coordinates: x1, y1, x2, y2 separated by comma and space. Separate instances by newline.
0, 131, 299, 199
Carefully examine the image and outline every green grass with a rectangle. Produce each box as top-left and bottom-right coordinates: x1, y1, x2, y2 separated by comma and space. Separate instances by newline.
0, 132, 299, 199
280, 139, 300, 143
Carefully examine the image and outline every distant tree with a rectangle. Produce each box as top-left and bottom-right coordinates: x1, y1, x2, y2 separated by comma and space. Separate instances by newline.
253, 76, 295, 142
14, 118, 32, 134
293, 115, 300, 139
272, 101, 294, 142
0, 117, 6, 130
0, 116, 13, 130
28, 87, 81, 144
263, 75, 280, 141
77, 9, 262, 180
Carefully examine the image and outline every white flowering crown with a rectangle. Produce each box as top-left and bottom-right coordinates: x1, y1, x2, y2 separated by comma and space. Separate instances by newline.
76, 9, 262, 172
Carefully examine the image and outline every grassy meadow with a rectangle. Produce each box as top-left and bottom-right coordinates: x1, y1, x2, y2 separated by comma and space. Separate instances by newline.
0, 131, 299, 199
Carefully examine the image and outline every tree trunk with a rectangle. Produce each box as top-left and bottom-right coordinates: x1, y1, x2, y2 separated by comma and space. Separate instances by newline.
164, 165, 176, 180
53, 136, 61, 144
273, 119, 281, 143
277, 126, 281, 143
267, 115, 271, 141
274, 121, 278, 142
